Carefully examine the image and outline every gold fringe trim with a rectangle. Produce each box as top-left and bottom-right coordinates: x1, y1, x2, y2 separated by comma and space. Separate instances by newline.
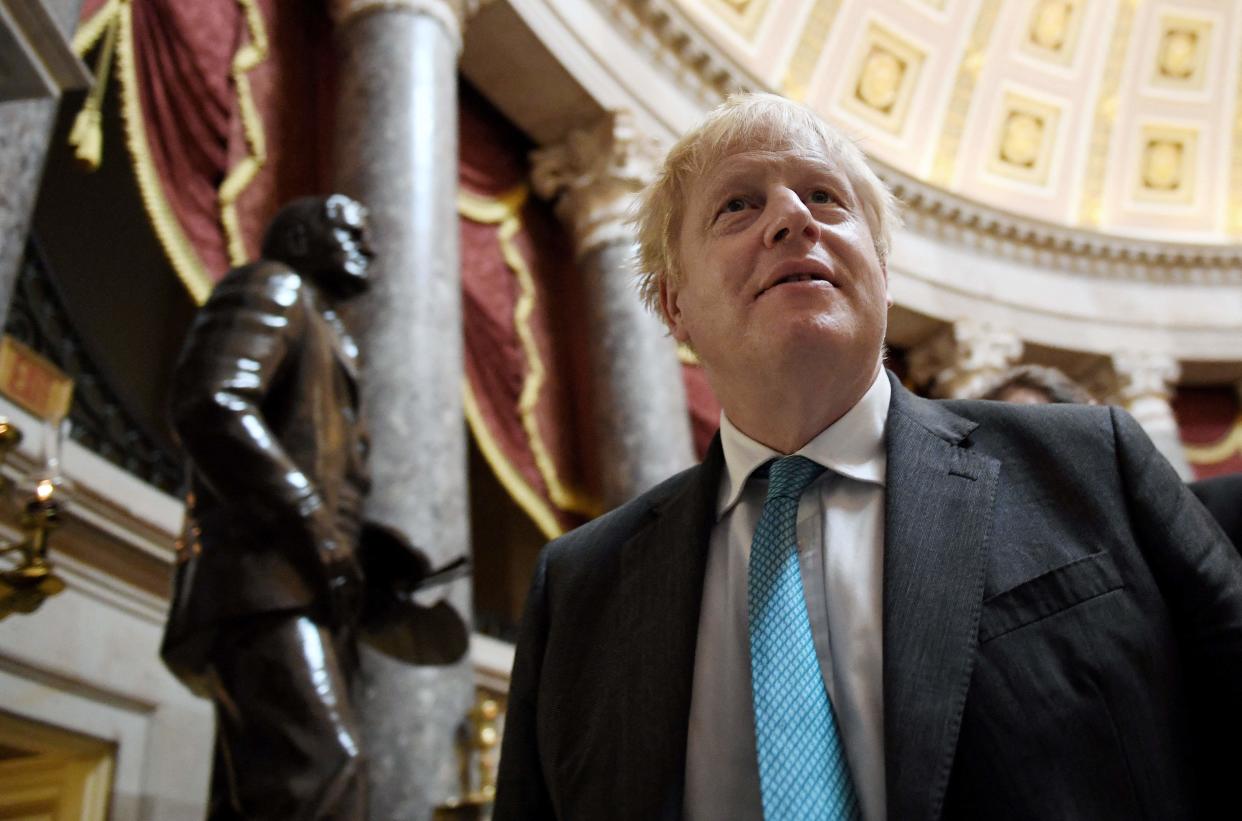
219, 0, 269, 265
1183, 415, 1242, 465
81, 0, 213, 303
464, 381, 564, 540
459, 186, 602, 527
71, 0, 119, 54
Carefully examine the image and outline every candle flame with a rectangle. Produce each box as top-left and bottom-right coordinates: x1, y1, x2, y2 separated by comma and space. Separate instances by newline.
36, 479, 54, 502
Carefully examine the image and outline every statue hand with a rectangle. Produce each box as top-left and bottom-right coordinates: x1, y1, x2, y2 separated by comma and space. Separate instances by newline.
307, 511, 364, 625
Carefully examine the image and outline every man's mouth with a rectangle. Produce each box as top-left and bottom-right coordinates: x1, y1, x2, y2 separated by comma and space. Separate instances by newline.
759, 271, 834, 296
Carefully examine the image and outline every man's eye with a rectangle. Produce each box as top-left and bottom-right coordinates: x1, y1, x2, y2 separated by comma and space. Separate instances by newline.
809, 190, 834, 204
722, 198, 747, 213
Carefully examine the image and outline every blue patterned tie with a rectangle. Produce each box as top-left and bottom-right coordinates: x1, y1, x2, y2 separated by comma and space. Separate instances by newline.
749, 455, 861, 820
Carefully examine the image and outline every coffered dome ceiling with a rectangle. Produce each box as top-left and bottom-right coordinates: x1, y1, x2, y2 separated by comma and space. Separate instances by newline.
668, 0, 1242, 245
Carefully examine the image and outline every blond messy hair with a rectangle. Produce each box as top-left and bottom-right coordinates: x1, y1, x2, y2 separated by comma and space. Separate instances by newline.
633, 92, 901, 316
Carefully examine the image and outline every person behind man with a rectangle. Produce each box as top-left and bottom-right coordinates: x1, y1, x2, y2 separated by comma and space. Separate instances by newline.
493, 94, 1242, 820
978, 363, 1095, 405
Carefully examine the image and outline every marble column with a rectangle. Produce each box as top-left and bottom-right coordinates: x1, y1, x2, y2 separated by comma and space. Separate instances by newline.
332, 1, 475, 818
0, 0, 86, 328
1112, 351, 1194, 480
531, 111, 694, 509
908, 318, 1024, 399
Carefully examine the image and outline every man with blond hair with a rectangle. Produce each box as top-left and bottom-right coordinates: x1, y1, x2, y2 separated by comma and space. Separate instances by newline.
494, 94, 1242, 820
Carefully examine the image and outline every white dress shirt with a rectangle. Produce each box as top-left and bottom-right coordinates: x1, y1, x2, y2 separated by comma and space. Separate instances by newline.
684, 371, 891, 821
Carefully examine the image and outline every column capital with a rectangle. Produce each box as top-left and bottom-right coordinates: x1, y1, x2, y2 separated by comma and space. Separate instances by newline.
907, 319, 1024, 399
1110, 350, 1192, 479
1111, 350, 1181, 404
331, 0, 482, 52
530, 110, 664, 259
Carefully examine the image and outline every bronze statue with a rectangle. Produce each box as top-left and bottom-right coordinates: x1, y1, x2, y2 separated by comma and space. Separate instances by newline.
162, 195, 468, 820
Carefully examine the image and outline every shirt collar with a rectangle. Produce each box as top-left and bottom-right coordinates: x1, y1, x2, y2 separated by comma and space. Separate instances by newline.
716, 370, 891, 519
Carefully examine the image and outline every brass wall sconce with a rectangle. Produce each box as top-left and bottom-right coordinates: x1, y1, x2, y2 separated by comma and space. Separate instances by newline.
0, 418, 69, 620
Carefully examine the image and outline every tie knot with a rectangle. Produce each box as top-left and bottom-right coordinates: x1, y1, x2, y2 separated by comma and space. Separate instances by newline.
764, 455, 826, 501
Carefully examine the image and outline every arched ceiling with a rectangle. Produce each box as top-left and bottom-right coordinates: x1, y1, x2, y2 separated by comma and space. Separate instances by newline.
669, 0, 1242, 245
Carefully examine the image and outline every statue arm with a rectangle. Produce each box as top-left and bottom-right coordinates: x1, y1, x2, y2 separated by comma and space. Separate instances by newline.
171, 267, 327, 525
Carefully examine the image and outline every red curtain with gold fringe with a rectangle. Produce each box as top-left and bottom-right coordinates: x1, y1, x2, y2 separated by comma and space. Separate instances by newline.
458, 85, 722, 538
1174, 388, 1242, 479
459, 86, 600, 539
74, 0, 335, 300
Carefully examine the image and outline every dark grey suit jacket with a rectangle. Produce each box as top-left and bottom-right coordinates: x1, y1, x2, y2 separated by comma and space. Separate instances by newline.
494, 373, 1242, 820
494, 372, 1242, 819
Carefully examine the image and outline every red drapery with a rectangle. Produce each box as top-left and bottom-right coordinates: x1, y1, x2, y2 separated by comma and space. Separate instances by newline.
459, 85, 599, 538
458, 85, 723, 537
1173, 387, 1242, 479
75, 0, 335, 299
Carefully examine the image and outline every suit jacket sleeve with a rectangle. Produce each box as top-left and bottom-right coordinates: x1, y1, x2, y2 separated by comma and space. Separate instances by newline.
494, 550, 556, 820
1113, 406, 1242, 786
171, 266, 324, 522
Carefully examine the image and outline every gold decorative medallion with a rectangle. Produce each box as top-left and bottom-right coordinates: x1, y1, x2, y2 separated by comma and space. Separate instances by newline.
986, 92, 1062, 186
1142, 141, 1182, 190
840, 21, 925, 134
1031, 0, 1069, 50
1022, 0, 1083, 65
1159, 29, 1196, 78
856, 46, 904, 113
999, 112, 1043, 168
1134, 124, 1198, 205
1151, 15, 1212, 89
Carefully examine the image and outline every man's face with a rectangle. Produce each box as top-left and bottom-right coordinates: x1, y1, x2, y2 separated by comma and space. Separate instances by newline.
322, 196, 374, 297
661, 142, 891, 392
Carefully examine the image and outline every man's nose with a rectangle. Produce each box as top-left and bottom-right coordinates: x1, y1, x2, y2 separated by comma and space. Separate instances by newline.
763, 189, 817, 248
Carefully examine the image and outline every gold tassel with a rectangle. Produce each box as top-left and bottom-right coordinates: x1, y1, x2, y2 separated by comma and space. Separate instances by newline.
68, 105, 103, 171
67, 3, 120, 173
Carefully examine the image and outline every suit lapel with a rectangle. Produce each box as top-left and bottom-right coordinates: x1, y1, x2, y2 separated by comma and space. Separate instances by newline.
617, 438, 723, 820
882, 378, 1000, 820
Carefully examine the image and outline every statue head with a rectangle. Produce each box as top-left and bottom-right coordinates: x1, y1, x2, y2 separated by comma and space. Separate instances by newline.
261, 194, 374, 300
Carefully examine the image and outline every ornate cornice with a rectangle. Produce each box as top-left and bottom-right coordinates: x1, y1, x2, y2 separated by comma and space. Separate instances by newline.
882, 163, 1242, 286
530, 110, 664, 257
597, 0, 755, 102
331, 0, 483, 51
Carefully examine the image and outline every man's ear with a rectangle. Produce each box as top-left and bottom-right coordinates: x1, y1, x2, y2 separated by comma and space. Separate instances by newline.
659, 275, 690, 344
882, 260, 893, 308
